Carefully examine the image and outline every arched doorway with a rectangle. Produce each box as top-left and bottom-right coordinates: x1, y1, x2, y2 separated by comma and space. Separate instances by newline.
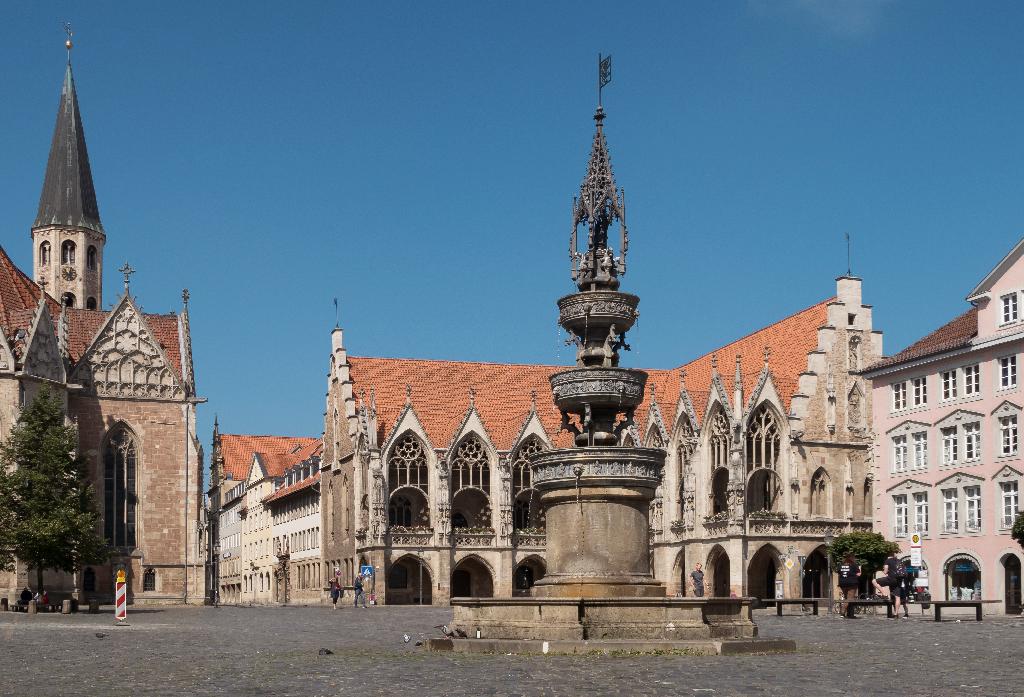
708, 546, 730, 597
513, 557, 546, 596
747, 545, 780, 600
945, 555, 981, 600
451, 556, 494, 598
386, 556, 432, 605
802, 549, 829, 598
1003, 554, 1021, 614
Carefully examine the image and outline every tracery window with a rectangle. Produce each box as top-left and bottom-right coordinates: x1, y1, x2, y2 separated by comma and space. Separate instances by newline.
103, 426, 138, 547
451, 435, 489, 495
746, 404, 780, 471
61, 240, 76, 265
388, 494, 413, 527
709, 409, 730, 469
388, 434, 428, 494
512, 437, 545, 530
143, 568, 156, 592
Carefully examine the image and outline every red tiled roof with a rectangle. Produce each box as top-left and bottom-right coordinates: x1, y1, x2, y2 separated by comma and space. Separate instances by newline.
0, 244, 185, 378
264, 471, 320, 504
349, 298, 830, 449
219, 433, 320, 481
865, 307, 978, 372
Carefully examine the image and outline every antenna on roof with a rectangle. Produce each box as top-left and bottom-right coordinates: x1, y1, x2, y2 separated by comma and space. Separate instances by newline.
845, 232, 851, 276
333, 297, 339, 328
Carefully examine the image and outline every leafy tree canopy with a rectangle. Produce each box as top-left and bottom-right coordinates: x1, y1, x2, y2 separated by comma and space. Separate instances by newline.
1012, 512, 1024, 551
0, 386, 107, 590
826, 531, 900, 572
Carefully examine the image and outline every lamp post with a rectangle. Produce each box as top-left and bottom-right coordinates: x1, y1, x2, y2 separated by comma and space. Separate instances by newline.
417, 547, 424, 606
823, 533, 835, 614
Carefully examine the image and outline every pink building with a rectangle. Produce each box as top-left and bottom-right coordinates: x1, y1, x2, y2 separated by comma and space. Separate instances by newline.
865, 239, 1024, 615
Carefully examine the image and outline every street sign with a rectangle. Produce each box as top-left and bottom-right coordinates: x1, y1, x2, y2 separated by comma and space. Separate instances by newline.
911, 546, 922, 567
911, 533, 921, 545
359, 565, 373, 578
114, 570, 127, 624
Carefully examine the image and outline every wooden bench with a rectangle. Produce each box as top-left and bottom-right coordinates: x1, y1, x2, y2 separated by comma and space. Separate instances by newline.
766, 598, 831, 616
932, 599, 999, 622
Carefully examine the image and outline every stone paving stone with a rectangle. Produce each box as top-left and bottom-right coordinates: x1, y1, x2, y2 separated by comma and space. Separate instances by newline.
0, 605, 1021, 696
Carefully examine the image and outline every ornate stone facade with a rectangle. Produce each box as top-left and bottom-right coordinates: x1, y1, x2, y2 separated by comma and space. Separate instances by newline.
0, 55, 204, 606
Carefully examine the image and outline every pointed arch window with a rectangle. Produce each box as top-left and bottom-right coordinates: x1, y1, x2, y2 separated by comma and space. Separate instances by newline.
746, 404, 780, 471
810, 469, 831, 518
451, 435, 489, 495
61, 240, 76, 265
103, 426, 138, 548
512, 436, 545, 530
388, 494, 413, 527
709, 409, 730, 469
39, 242, 51, 267
387, 434, 428, 495
87, 245, 98, 271
143, 568, 156, 592
645, 426, 664, 448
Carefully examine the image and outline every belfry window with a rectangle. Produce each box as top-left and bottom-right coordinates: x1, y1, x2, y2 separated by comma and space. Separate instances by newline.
39, 242, 51, 267
86, 297, 97, 310
87, 245, 98, 271
61, 240, 76, 265
103, 427, 138, 547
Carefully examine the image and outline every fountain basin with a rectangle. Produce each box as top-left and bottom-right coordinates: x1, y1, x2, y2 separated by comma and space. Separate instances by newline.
557, 291, 640, 336
549, 367, 646, 413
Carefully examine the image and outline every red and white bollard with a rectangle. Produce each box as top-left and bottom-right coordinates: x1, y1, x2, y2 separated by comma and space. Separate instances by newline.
114, 569, 128, 625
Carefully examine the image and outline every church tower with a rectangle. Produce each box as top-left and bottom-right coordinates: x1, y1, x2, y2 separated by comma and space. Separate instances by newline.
31, 36, 104, 310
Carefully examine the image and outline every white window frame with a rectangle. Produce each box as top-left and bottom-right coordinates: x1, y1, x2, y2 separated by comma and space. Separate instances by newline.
913, 491, 930, 534
942, 488, 959, 533
1000, 480, 1019, 529
1001, 292, 1019, 325
1000, 355, 1018, 389
892, 435, 908, 473
941, 426, 958, 465
964, 485, 981, 532
1000, 414, 1019, 456
892, 381, 907, 411
912, 377, 928, 407
942, 369, 958, 401
912, 431, 928, 470
893, 494, 909, 538
964, 364, 980, 396
964, 422, 981, 462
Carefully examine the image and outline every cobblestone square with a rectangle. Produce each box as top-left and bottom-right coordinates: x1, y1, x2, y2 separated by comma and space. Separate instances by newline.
0, 606, 1021, 696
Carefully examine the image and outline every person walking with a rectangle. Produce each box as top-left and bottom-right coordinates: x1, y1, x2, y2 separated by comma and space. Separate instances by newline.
690, 563, 705, 598
837, 553, 861, 618
329, 579, 341, 610
353, 574, 368, 608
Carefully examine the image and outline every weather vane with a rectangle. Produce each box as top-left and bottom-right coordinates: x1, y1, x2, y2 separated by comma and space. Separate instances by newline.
63, 22, 73, 64
598, 53, 612, 106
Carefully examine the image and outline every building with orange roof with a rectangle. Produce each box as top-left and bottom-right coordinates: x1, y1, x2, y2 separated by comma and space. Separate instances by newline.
319, 103, 884, 606
208, 425, 320, 604
1, 49, 204, 606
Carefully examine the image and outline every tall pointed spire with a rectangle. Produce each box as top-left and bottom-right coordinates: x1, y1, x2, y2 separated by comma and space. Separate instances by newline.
569, 102, 629, 290
33, 60, 103, 234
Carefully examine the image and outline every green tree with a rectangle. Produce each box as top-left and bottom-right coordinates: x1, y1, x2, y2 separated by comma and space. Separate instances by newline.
1012, 512, 1024, 551
826, 531, 900, 575
0, 386, 107, 591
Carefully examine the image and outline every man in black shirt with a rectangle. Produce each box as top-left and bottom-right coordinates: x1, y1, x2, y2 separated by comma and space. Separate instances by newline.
837, 553, 861, 618
872, 553, 906, 618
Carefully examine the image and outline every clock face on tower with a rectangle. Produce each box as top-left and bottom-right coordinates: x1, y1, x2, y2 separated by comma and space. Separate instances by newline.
61, 265, 77, 281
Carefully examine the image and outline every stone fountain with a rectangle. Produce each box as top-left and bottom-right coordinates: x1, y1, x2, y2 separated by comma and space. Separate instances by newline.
436, 99, 793, 655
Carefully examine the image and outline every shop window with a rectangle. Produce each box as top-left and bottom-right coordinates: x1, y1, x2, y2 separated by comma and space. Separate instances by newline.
945, 556, 981, 600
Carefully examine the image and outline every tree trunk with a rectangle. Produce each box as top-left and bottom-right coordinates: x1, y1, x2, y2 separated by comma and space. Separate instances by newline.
35, 564, 43, 594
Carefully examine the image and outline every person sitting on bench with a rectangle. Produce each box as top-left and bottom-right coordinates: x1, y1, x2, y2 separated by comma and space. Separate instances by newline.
872, 552, 908, 619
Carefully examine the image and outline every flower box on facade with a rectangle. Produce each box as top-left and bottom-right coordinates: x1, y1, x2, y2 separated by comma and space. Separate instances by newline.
512, 531, 546, 548
454, 530, 496, 547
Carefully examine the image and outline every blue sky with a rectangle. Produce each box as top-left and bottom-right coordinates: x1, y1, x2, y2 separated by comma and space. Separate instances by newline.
2, 2, 1024, 454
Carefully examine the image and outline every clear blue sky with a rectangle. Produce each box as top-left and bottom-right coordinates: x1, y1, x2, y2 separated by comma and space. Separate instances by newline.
2, 2, 1024, 455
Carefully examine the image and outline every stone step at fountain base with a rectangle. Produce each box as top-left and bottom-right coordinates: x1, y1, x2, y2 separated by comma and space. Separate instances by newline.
444, 597, 789, 649
427, 637, 796, 656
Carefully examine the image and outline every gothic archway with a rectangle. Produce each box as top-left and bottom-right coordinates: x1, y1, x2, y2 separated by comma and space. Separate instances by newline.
451, 556, 494, 598
386, 555, 432, 605
746, 403, 781, 473
708, 545, 731, 597
103, 424, 139, 548
513, 556, 546, 596
512, 436, 545, 530
747, 545, 781, 600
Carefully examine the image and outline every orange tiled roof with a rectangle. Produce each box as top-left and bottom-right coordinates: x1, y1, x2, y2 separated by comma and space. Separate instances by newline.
349, 298, 830, 449
219, 433, 320, 481
264, 471, 320, 504
0, 244, 186, 378
865, 307, 977, 372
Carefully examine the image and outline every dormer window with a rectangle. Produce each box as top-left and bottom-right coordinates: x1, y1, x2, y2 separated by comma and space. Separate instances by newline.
1002, 293, 1019, 325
